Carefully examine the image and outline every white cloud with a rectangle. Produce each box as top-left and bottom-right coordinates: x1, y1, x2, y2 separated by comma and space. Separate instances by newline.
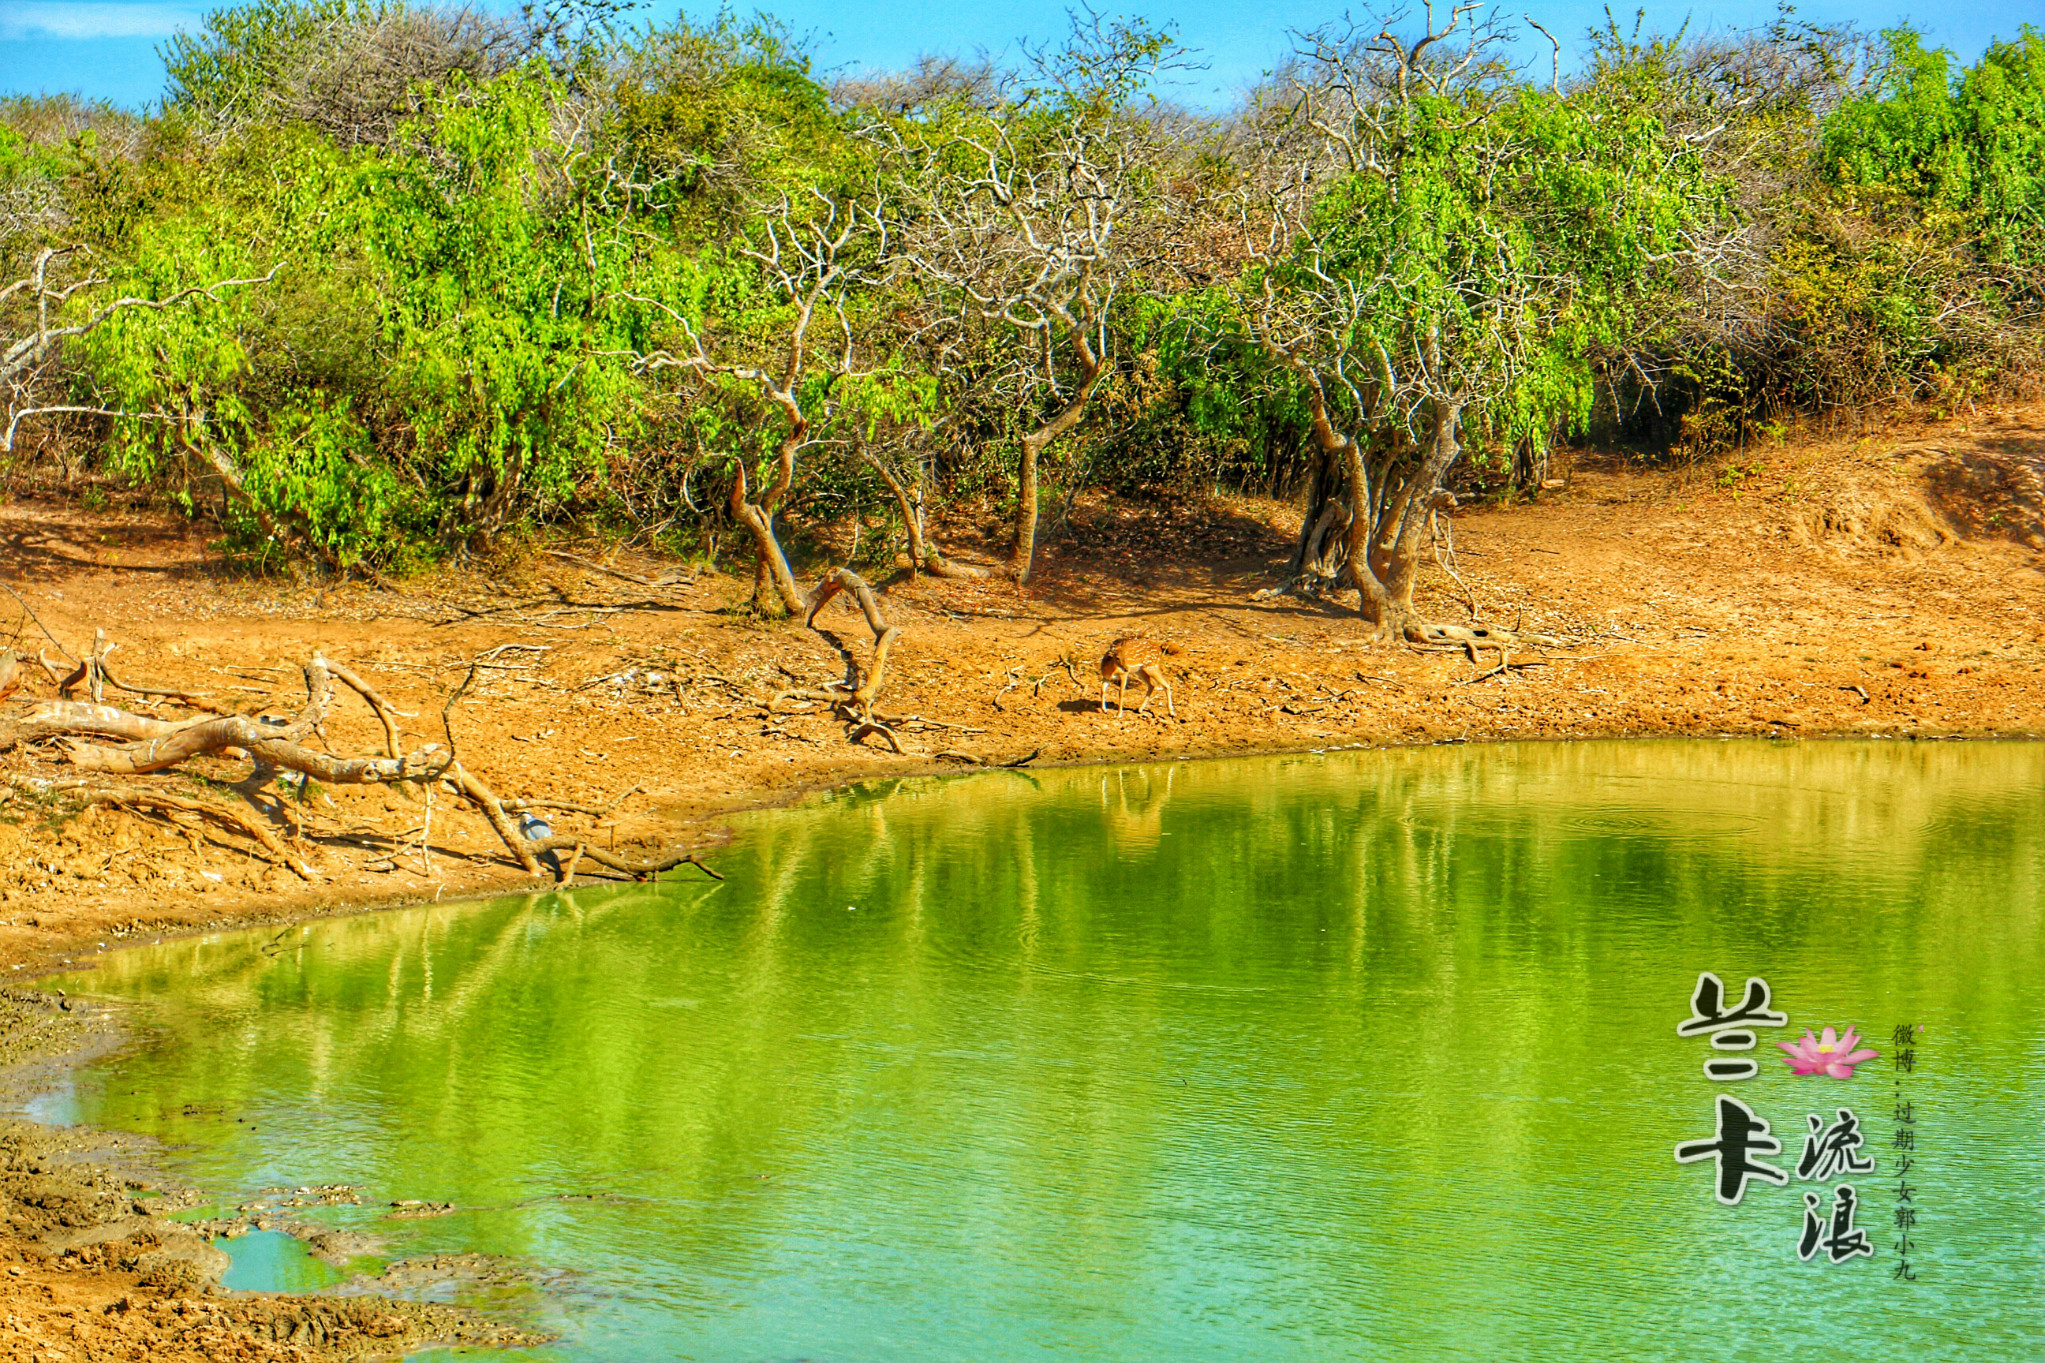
0, 3, 202, 41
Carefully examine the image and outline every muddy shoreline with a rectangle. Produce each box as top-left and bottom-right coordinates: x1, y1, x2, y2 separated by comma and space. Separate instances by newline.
20, 720, 2044, 984
28, 720, 2045, 987
0, 980, 554, 1361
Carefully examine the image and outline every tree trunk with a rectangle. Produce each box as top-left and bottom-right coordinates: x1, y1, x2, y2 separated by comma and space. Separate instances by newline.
731, 460, 806, 616
863, 449, 985, 579
1288, 446, 1333, 580
181, 424, 345, 575
467, 448, 524, 552
1344, 401, 1463, 639
1014, 429, 1045, 583
1011, 331, 1104, 586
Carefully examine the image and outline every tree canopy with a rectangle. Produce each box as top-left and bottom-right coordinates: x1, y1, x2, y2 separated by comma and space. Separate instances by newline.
2, 2, 2038, 619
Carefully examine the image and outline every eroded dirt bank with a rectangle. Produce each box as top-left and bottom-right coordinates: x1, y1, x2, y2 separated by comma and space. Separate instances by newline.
0, 407, 2039, 1358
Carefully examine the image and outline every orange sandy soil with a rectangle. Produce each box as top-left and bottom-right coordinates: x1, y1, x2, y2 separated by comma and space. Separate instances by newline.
0, 403, 2039, 1358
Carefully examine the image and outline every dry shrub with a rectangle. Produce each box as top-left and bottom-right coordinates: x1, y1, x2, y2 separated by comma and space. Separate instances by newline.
276, 6, 525, 146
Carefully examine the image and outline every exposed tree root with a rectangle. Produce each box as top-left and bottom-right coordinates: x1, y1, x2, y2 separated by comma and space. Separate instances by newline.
1415, 621, 1565, 659
773, 568, 910, 750
844, 719, 905, 753
921, 556, 992, 580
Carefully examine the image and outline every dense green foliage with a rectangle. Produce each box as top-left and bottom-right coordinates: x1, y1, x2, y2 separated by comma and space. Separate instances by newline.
1826, 27, 2045, 269
2, 4, 2039, 585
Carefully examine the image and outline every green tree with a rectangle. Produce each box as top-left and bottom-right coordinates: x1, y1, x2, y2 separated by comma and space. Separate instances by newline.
879, 12, 1190, 584
1825, 26, 2045, 270
1228, 8, 1726, 641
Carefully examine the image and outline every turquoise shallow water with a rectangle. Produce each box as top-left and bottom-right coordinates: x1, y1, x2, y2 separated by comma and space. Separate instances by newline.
45, 740, 2045, 1360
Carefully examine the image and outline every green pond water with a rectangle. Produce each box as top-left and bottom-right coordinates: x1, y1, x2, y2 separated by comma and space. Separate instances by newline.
41, 740, 2045, 1361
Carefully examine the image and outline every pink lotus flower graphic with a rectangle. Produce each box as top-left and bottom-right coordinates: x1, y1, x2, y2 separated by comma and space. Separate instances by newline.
1779, 1026, 1879, 1079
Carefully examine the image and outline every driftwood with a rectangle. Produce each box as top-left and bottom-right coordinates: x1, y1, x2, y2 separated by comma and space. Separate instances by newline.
0, 636, 718, 885
528, 835, 724, 884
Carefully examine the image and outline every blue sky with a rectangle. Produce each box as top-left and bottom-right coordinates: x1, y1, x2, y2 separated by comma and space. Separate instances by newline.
1, 0, 2036, 111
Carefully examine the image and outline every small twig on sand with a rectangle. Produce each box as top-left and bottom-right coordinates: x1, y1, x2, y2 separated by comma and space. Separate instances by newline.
1456, 654, 1549, 685
544, 549, 692, 589
929, 745, 1044, 768
504, 785, 643, 818
419, 782, 435, 878
992, 666, 1023, 711
83, 787, 317, 880
1036, 655, 1083, 696
1431, 513, 1480, 621
0, 581, 76, 662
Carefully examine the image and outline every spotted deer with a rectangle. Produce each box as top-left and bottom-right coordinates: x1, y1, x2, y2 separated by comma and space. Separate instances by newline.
1098, 636, 1178, 718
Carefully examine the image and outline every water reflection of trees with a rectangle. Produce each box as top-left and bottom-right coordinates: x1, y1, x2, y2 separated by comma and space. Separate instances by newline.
70, 741, 2045, 1315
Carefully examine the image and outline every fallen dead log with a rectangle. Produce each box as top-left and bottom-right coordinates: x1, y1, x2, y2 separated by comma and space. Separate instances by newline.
3, 636, 720, 887
448, 761, 542, 876
45, 652, 454, 785
326, 658, 411, 757
1, 700, 198, 751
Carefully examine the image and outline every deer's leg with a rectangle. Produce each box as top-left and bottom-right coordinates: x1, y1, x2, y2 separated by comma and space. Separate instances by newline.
1100, 678, 1112, 714
1137, 664, 1174, 718
1118, 674, 1131, 717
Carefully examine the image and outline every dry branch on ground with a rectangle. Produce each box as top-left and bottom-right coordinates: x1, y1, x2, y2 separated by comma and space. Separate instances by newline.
0, 636, 718, 886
